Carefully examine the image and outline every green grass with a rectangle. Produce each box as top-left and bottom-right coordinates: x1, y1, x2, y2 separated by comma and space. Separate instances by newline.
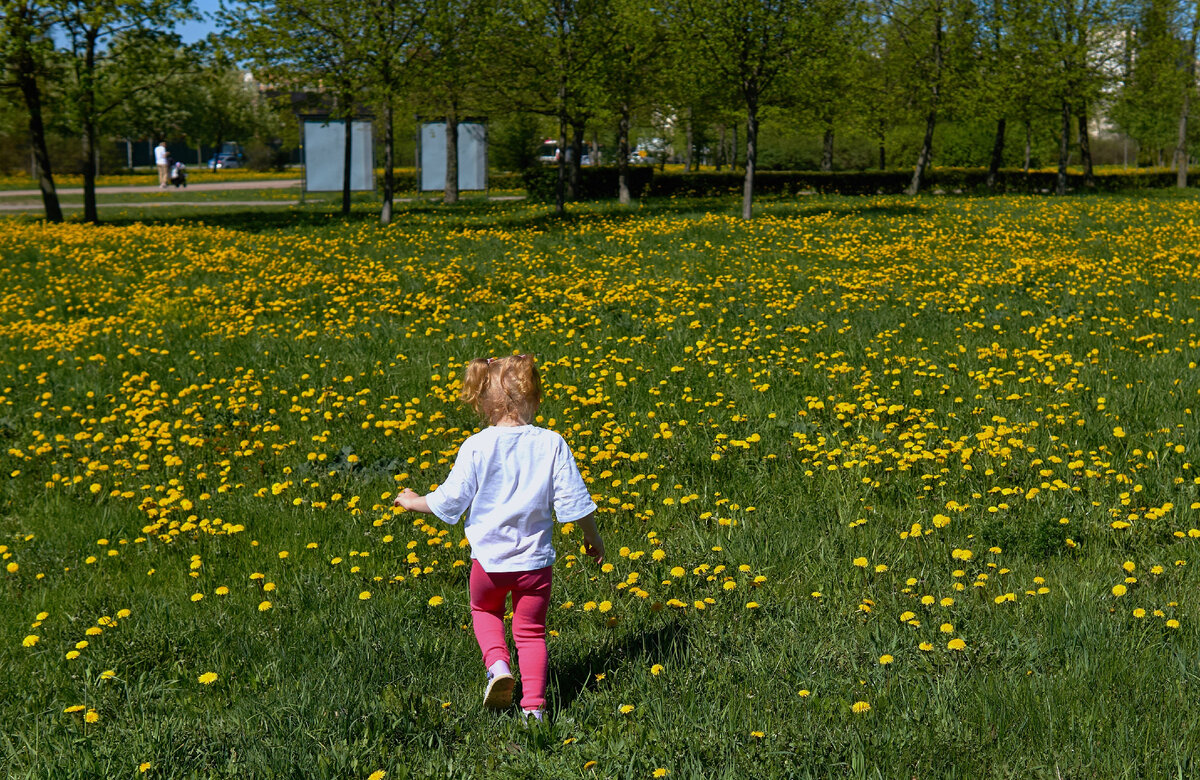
1, 192, 1199, 778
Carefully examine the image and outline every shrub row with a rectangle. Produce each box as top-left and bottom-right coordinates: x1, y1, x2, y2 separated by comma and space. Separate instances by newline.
519, 166, 1188, 201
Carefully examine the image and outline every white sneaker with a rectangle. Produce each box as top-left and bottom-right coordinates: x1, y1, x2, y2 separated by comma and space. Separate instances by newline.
522, 708, 545, 723
483, 671, 514, 709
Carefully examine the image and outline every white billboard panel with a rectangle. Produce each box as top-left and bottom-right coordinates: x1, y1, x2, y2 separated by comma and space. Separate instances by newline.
419, 122, 487, 191
303, 120, 374, 192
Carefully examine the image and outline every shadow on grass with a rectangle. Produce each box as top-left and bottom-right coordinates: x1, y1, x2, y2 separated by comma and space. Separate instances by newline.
28, 193, 936, 234
549, 619, 689, 713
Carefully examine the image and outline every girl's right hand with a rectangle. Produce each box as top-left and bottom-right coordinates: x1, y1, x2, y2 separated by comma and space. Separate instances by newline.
582, 536, 605, 564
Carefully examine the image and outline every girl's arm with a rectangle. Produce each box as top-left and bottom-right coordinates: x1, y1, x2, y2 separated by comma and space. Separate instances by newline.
574, 511, 605, 563
393, 488, 431, 514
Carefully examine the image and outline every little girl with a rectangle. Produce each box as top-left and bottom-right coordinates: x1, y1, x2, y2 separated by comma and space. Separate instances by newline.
393, 354, 604, 721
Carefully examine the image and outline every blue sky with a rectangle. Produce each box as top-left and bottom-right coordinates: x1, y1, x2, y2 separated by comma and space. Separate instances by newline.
177, 0, 223, 44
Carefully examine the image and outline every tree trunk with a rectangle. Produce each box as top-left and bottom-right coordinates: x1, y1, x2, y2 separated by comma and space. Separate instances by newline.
685, 107, 694, 172
731, 124, 738, 170
1077, 113, 1093, 187
742, 96, 758, 220
821, 124, 834, 172
1023, 118, 1032, 172
878, 127, 886, 170
1177, 10, 1199, 188
569, 119, 584, 199
15, 38, 61, 222
617, 103, 631, 205
82, 28, 99, 223
906, 6, 942, 196
716, 124, 725, 171
987, 117, 1006, 191
342, 110, 353, 215
1057, 101, 1070, 196
381, 98, 394, 225
445, 108, 459, 205
555, 109, 567, 215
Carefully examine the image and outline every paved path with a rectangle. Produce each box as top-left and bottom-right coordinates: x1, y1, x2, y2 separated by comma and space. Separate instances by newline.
0, 179, 302, 198
0, 199, 300, 212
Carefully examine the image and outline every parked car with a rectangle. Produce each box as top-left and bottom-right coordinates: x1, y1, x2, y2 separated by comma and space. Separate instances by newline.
206, 152, 244, 170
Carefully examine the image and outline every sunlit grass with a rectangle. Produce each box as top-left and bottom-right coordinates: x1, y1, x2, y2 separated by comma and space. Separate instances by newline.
1, 192, 1198, 778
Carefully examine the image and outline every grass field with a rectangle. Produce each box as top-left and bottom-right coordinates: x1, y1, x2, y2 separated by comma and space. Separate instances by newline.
2, 193, 1199, 779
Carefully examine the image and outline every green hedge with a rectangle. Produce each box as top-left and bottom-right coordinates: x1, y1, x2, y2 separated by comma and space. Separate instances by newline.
645, 169, 1184, 197
520, 165, 654, 202
513, 166, 1188, 201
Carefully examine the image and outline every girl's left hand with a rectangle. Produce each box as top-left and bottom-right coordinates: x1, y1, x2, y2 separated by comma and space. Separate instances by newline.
393, 488, 418, 508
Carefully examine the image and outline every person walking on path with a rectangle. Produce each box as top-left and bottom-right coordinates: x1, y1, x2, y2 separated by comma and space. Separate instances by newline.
155, 142, 169, 188
393, 354, 605, 722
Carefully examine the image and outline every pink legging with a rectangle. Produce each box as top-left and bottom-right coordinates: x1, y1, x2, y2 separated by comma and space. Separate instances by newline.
469, 560, 552, 709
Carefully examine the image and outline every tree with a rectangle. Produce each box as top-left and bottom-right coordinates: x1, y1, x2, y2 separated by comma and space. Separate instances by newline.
55, 0, 197, 222
496, 0, 614, 214
672, 0, 842, 219
179, 50, 265, 171
0, 0, 62, 221
224, 0, 368, 215
359, 0, 424, 222
406, 0, 494, 207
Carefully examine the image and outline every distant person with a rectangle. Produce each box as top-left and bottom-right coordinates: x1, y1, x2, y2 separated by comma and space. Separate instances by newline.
155, 142, 169, 188
392, 354, 604, 723
170, 161, 187, 188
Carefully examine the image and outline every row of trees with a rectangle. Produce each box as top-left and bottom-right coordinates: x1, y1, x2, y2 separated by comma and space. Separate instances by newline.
0, 0, 283, 222
4, 0, 1200, 222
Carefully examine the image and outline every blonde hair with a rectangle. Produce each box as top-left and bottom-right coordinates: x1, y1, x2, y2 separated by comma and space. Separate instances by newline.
460, 354, 542, 424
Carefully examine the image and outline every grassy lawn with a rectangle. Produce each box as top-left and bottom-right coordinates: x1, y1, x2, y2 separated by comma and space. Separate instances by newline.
1, 193, 1198, 779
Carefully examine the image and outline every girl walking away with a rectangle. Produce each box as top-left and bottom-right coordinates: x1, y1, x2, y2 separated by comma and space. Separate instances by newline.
393, 354, 604, 721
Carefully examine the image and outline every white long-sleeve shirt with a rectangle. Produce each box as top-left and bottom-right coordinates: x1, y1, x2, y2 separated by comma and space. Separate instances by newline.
425, 425, 597, 572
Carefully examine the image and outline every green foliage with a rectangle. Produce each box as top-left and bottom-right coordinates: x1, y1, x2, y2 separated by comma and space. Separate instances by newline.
521, 164, 652, 201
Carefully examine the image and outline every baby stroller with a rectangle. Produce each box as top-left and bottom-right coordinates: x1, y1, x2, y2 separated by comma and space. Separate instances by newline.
169, 161, 188, 188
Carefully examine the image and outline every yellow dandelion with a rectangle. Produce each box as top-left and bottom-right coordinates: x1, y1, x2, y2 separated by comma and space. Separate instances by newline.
879, 654, 894, 665
359, 591, 371, 600
22, 635, 38, 647
619, 704, 635, 714
428, 595, 444, 607
366, 771, 386, 780
258, 600, 272, 612
650, 664, 664, 675
947, 638, 966, 651
198, 672, 218, 685
851, 701, 871, 714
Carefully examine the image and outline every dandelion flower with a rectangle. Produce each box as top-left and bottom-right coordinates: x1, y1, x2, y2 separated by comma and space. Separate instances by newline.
650, 664, 664, 676
139, 762, 152, 773
100, 669, 116, 680
1167, 619, 1181, 629
1111, 584, 1127, 597
198, 672, 218, 685
797, 689, 811, 697
367, 772, 386, 780
919, 642, 933, 652
653, 770, 668, 778
947, 638, 966, 651
879, 654, 894, 665
84, 709, 99, 723
428, 595, 444, 607
619, 704, 635, 714
22, 635, 38, 647
258, 600, 272, 612
851, 701, 871, 714
359, 591, 371, 600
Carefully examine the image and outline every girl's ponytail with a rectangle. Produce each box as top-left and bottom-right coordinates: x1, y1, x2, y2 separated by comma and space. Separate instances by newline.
459, 358, 492, 418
